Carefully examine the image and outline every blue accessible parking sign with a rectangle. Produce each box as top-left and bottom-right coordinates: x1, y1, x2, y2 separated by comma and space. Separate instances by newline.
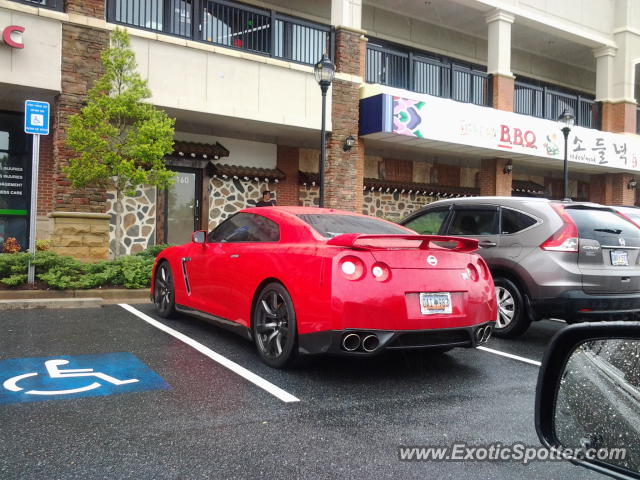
24, 100, 50, 135
0, 353, 169, 404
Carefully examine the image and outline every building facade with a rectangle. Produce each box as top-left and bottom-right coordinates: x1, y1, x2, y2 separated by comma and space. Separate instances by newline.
0, 0, 639, 259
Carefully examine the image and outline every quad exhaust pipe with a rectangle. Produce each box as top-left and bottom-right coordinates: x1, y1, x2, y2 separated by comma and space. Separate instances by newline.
341, 333, 380, 352
476, 325, 493, 343
362, 334, 380, 353
342, 333, 361, 352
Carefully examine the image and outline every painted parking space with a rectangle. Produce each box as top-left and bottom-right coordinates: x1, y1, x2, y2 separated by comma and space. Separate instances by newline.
0, 353, 168, 405
0, 306, 602, 479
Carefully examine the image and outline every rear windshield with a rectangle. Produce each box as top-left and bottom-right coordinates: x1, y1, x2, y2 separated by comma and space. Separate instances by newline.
297, 214, 411, 238
565, 207, 640, 239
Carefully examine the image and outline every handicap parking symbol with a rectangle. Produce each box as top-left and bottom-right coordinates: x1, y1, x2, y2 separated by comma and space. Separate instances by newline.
0, 353, 169, 404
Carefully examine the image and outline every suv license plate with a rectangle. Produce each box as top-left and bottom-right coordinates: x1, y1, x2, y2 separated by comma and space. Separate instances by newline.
611, 250, 629, 266
420, 292, 452, 315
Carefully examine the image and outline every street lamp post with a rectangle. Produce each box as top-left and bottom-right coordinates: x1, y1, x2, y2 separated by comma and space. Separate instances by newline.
558, 108, 575, 202
313, 54, 335, 208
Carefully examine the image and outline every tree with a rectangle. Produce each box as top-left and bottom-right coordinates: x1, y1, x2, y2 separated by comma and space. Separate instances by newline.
65, 28, 175, 258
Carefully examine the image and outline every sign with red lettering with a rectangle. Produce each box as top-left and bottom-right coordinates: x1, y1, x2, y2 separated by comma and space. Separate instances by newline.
2, 26, 25, 49
381, 86, 640, 173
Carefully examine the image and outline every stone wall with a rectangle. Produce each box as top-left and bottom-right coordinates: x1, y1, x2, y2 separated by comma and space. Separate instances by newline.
300, 186, 437, 221
363, 190, 438, 221
106, 187, 157, 257
49, 212, 110, 262
208, 177, 275, 230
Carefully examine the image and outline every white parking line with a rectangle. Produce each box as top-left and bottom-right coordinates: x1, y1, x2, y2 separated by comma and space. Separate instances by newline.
476, 346, 542, 367
119, 304, 300, 403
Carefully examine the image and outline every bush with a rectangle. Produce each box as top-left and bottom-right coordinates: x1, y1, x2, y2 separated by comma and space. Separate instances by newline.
134, 243, 173, 258
0, 242, 166, 289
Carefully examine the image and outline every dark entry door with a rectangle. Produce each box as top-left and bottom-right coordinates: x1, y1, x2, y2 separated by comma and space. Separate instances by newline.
165, 169, 202, 245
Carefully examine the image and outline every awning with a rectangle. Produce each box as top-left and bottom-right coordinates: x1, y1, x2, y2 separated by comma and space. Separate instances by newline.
359, 84, 640, 175
209, 163, 285, 182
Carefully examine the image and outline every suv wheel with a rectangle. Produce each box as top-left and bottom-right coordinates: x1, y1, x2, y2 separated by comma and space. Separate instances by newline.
493, 277, 531, 338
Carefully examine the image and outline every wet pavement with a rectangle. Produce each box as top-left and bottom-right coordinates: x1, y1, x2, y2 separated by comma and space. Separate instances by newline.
0, 305, 602, 479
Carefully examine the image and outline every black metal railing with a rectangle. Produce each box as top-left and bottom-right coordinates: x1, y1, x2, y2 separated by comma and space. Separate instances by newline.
366, 42, 490, 106
7, 0, 63, 10
106, 0, 332, 66
514, 81, 599, 129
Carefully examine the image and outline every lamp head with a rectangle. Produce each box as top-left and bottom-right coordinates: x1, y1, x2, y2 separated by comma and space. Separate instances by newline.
314, 53, 335, 88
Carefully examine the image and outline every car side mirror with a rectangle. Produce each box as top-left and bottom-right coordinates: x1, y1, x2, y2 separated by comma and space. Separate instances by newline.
535, 322, 640, 479
192, 230, 206, 244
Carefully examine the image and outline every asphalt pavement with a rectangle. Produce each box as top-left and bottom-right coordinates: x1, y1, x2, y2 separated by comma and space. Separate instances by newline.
0, 305, 603, 480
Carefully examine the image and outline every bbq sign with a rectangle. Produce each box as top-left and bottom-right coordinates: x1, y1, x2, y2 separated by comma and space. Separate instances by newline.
2, 25, 25, 49
360, 85, 640, 173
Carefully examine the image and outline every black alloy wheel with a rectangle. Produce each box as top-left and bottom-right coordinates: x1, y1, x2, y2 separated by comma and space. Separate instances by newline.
252, 282, 297, 368
154, 261, 176, 318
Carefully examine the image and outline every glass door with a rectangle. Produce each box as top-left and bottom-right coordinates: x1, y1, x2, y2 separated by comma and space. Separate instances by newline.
165, 169, 201, 245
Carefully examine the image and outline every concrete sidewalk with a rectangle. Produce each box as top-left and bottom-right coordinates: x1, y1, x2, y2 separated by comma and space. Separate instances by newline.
0, 289, 150, 309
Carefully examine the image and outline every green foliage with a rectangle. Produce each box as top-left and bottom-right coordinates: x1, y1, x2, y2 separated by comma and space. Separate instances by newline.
0, 243, 163, 289
65, 29, 175, 196
1, 274, 27, 287
134, 243, 173, 258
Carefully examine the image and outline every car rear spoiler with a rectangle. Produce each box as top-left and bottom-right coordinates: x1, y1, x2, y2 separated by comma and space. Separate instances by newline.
326, 234, 479, 252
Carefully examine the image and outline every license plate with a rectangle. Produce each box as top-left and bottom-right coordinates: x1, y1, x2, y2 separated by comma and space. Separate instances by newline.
611, 250, 629, 266
420, 292, 452, 315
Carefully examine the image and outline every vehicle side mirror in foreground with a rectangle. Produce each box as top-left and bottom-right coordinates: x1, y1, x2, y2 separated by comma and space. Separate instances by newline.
192, 230, 206, 244
536, 322, 640, 479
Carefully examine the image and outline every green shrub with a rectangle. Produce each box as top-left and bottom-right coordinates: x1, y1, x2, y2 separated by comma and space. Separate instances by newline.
117, 255, 154, 289
1, 274, 27, 287
0, 247, 158, 290
135, 243, 173, 258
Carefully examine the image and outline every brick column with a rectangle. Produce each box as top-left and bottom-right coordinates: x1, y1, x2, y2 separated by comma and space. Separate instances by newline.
491, 75, 514, 111
65, 0, 105, 19
601, 102, 637, 134
611, 173, 636, 206
486, 10, 515, 112
276, 146, 300, 206
50, 22, 110, 260
325, 28, 365, 212
479, 158, 512, 196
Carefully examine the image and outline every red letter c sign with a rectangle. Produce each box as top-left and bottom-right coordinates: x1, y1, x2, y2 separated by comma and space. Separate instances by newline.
3, 26, 25, 49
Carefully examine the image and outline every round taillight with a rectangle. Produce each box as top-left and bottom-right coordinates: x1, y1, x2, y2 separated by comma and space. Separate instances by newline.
340, 256, 365, 280
372, 262, 391, 282
342, 261, 356, 275
466, 263, 479, 282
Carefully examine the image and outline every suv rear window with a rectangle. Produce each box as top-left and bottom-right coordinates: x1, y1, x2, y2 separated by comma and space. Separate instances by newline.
565, 208, 640, 239
298, 214, 410, 238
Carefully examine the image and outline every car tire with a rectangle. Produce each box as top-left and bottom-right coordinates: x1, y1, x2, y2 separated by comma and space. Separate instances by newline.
153, 261, 176, 319
493, 277, 531, 338
252, 282, 298, 369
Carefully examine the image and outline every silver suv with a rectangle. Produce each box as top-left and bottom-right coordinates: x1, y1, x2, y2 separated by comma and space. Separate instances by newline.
400, 197, 640, 338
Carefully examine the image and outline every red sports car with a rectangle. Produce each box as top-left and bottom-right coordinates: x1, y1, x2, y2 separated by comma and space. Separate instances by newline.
151, 207, 497, 367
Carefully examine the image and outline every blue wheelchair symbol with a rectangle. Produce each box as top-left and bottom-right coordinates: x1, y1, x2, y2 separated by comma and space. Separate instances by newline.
0, 353, 169, 404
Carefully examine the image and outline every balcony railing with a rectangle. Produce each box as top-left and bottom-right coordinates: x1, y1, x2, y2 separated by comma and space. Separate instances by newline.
7, 0, 63, 10
106, 0, 332, 66
514, 81, 599, 129
366, 43, 490, 107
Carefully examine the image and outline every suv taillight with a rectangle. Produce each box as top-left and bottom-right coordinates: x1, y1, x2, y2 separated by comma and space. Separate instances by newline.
540, 204, 579, 252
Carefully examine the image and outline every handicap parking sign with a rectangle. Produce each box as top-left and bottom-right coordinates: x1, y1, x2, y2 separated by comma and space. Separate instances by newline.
0, 353, 169, 404
24, 100, 50, 135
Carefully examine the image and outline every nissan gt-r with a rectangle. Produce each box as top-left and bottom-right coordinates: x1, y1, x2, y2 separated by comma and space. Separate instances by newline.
151, 207, 497, 368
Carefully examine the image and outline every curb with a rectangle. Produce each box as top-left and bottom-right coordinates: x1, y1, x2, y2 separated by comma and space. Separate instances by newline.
0, 298, 105, 310
0, 289, 150, 309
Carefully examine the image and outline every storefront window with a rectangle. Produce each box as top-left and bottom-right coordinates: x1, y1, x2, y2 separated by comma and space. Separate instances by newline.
0, 111, 31, 252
